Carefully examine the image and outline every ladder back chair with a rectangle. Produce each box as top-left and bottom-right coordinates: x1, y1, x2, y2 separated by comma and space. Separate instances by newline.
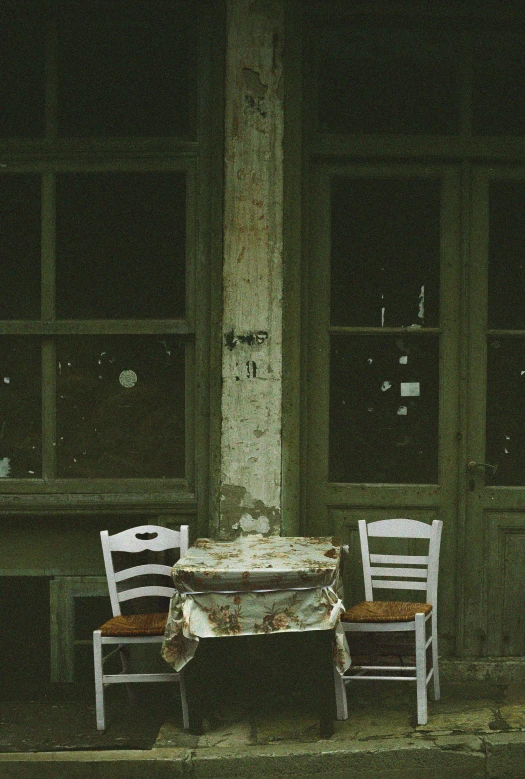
93, 524, 189, 731
336, 518, 442, 725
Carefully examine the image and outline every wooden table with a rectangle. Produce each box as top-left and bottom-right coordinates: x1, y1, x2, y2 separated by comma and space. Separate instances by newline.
161, 534, 351, 736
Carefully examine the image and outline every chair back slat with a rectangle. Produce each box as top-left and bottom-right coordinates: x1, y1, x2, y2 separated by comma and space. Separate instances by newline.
100, 524, 189, 616
366, 518, 433, 538
106, 525, 188, 554
371, 579, 428, 591
117, 585, 175, 602
359, 518, 443, 605
369, 567, 428, 579
370, 554, 428, 565
114, 564, 174, 582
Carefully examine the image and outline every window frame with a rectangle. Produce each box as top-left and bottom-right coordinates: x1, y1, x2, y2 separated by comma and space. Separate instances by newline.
0, 2, 224, 524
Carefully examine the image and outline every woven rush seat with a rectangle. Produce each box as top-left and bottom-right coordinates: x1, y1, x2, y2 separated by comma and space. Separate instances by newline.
342, 600, 432, 623
99, 611, 168, 637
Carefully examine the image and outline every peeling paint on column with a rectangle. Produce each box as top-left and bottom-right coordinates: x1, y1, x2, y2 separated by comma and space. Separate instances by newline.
221, 484, 280, 537
220, 0, 284, 538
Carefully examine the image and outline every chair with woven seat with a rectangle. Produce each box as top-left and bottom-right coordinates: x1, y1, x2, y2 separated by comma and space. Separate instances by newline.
93, 524, 189, 731
336, 518, 442, 725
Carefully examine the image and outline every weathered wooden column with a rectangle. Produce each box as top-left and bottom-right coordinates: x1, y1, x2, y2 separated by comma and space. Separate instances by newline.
220, 0, 284, 537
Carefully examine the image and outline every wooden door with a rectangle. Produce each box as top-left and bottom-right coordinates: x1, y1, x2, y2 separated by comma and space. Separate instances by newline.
305, 162, 525, 657
305, 163, 462, 656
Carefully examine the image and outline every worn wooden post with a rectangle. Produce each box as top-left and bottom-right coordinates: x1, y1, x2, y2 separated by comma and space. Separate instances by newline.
220, 0, 284, 537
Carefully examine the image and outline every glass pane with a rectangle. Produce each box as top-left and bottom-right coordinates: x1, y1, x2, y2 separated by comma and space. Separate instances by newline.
329, 335, 439, 483
0, 175, 41, 319
473, 32, 525, 136
318, 26, 459, 135
56, 336, 185, 478
56, 173, 186, 319
57, 0, 195, 137
331, 178, 441, 328
486, 338, 525, 486
488, 181, 525, 329
0, 338, 42, 478
0, 3, 45, 137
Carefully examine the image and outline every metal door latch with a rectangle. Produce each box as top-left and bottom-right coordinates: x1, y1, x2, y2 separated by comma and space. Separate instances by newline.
467, 460, 498, 475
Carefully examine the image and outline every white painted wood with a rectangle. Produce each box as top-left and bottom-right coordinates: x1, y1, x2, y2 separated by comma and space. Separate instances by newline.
114, 564, 173, 581
340, 518, 443, 727
415, 612, 428, 725
117, 586, 176, 602
103, 672, 178, 683
104, 525, 188, 554
94, 524, 190, 732
370, 580, 428, 590
359, 519, 373, 601
431, 608, 441, 701
347, 618, 428, 633
348, 665, 416, 671
369, 567, 428, 578
367, 518, 434, 538
99, 635, 170, 645
370, 554, 429, 565
93, 630, 105, 730
344, 675, 417, 682
333, 662, 348, 721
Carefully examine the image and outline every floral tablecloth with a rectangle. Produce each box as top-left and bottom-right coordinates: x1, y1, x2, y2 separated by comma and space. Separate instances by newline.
161, 534, 351, 674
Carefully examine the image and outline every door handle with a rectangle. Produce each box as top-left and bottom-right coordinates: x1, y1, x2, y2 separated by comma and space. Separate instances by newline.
467, 460, 498, 475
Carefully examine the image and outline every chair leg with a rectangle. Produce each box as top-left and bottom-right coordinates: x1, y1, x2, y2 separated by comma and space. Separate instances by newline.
415, 613, 428, 726
431, 610, 440, 701
93, 630, 105, 731
333, 662, 348, 721
179, 669, 190, 731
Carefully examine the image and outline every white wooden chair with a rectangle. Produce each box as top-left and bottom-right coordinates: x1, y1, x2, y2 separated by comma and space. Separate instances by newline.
93, 524, 189, 731
336, 518, 442, 725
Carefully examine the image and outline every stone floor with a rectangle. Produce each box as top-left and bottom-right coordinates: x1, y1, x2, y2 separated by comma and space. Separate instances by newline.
154, 677, 525, 750
2, 673, 525, 753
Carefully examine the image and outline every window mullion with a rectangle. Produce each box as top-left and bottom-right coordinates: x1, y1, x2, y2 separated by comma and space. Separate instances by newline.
41, 173, 56, 480
44, 7, 58, 140
42, 174, 56, 319
42, 339, 57, 481
458, 31, 473, 138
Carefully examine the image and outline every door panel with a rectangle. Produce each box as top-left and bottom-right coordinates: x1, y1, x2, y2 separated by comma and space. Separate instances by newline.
462, 168, 525, 656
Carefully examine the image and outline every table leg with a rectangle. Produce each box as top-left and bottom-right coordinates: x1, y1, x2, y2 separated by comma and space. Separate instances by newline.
180, 639, 214, 735
310, 629, 336, 738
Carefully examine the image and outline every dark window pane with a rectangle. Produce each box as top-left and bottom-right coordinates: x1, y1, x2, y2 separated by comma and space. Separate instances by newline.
329, 335, 439, 483
0, 175, 41, 319
58, 0, 195, 137
486, 338, 525, 486
56, 173, 186, 319
488, 181, 525, 329
473, 32, 525, 136
56, 336, 185, 478
318, 26, 459, 135
331, 178, 440, 328
0, 3, 45, 137
0, 338, 42, 478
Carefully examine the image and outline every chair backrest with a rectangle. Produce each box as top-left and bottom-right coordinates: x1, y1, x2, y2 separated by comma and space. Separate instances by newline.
359, 518, 442, 606
100, 524, 189, 616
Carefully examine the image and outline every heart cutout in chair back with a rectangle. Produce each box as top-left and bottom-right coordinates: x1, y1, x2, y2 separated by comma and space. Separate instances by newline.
135, 532, 158, 540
